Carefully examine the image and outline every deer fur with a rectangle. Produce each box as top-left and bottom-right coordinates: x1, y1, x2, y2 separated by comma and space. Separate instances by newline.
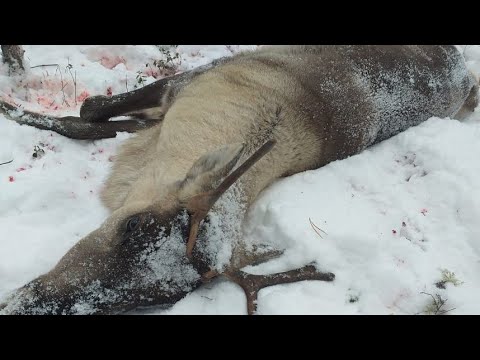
1, 45, 478, 314
103, 44, 478, 255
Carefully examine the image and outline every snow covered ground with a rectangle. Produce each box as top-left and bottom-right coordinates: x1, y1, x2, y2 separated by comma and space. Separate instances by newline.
1, 45, 479, 315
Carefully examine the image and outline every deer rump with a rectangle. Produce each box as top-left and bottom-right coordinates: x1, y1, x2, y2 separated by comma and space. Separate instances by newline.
0, 45, 477, 315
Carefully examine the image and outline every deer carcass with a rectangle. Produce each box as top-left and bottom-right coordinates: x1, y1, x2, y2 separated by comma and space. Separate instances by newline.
0, 45, 478, 314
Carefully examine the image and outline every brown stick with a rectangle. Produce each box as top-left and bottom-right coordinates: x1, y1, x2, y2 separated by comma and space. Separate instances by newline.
30, 63, 59, 69
224, 264, 335, 315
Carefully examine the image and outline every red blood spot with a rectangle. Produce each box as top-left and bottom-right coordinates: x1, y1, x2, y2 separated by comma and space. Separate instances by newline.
91, 148, 104, 156
106, 87, 113, 96
145, 68, 159, 79
392, 229, 397, 234
420, 209, 428, 216
77, 90, 90, 102
402, 222, 406, 227
100, 56, 126, 69
8, 176, 14, 182
16, 167, 26, 172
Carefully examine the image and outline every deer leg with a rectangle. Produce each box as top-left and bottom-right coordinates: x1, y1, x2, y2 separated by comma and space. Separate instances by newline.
79, 80, 167, 123
0, 99, 158, 140
224, 264, 335, 315
79, 56, 232, 122
1, 56, 232, 139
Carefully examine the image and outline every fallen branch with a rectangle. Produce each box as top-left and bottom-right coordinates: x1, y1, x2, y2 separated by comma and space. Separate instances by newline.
30, 63, 59, 69
309, 217, 328, 238
0, 159, 13, 166
66, 59, 77, 106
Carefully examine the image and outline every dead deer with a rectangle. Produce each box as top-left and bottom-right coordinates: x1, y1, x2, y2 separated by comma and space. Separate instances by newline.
0, 45, 478, 315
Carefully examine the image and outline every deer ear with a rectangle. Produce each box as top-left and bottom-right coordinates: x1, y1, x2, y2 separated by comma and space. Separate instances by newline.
179, 143, 245, 198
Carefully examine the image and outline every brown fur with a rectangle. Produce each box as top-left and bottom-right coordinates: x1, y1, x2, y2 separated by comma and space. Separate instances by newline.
102, 45, 478, 211
3, 45, 478, 314
99, 45, 478, 273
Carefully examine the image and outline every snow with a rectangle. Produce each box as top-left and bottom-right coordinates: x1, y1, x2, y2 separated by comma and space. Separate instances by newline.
1, 45, 480, 315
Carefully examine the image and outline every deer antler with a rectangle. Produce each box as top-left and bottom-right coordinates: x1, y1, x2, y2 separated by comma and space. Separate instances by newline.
200, 251, 335, 315
224, 264, 335, 315
185, 139, 276, 259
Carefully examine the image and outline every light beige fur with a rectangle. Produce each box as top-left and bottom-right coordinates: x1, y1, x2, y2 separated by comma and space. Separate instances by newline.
5, 46, 478, 314
102, 46, 479, 228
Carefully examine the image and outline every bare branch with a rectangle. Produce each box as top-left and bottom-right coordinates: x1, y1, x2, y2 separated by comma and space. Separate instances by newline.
309, 217, 328, 238
30, 63, 59, 69
419, 292, 456, 315
65, 59, 77, 106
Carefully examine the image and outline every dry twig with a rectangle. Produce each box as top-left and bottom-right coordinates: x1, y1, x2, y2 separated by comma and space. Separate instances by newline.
309, 217, 328, 238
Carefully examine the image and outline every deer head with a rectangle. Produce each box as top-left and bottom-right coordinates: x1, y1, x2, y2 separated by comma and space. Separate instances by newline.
0, 140, 275, 314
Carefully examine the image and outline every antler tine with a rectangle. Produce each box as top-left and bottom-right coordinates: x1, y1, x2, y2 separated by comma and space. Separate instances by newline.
185, 139, 276, 259
211, 140, 276, 205
199, 253, 335, 315
224, 264, 335, 315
